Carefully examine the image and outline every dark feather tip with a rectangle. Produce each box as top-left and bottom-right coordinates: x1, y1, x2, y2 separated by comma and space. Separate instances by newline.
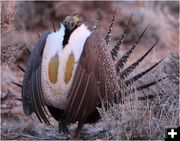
17, 64, 25, 72
11, 82, 22, 88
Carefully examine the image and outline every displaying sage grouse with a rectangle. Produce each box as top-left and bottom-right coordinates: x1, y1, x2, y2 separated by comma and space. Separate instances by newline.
14, 14, 166, 138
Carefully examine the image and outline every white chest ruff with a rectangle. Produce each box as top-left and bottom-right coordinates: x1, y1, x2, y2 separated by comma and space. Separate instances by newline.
41, 24, 91, 109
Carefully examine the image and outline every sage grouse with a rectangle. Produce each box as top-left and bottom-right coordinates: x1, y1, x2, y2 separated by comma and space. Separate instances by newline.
14, 14, 166, 138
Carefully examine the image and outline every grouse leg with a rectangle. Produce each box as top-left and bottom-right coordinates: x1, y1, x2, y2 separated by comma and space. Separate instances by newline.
71, 122, 84, 139
58, 120, 69, 136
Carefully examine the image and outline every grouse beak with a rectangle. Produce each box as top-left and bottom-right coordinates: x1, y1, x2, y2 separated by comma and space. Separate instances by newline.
68, 17, 76, 31
63, 16, 80, 31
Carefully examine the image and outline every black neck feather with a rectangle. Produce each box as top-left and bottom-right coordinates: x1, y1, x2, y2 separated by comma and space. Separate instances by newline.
63, 28, 72, 47
62, 25, 79, 47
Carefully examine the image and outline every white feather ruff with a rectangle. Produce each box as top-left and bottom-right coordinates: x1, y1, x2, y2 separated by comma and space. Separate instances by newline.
41, 23, 91, 109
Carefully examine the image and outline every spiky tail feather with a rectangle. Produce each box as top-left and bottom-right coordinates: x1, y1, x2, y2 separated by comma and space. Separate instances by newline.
111, 13, 133, 60
92, 9, 101, 30
115, 25, 149, 72
51, 18, 56, 32
17, 64, 25, 72
120, 40, 159, 79
11, 82, 22, 88
136, 76, 168, 91
124, 58, 165, 86
105, 15, 115, 44
37, 33, 41, 38
129, 76, 168, 94
15, 98, 23, 101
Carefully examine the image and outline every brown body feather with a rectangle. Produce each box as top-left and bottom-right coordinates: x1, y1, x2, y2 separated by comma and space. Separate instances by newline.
64, 32, 122, 136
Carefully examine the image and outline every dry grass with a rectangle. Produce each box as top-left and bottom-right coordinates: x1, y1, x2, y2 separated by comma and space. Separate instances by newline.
98, 53, 179, 140
1, 0, 31, 65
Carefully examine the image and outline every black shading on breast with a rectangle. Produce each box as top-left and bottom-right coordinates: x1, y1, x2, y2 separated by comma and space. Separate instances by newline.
62, 25, 79, 47
63, 28, 72, 47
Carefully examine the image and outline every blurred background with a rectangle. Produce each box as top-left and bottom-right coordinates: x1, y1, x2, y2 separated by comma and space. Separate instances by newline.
1, 1, 179, 140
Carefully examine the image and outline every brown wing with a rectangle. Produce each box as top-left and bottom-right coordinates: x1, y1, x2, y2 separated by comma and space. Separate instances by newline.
64, 32, 106, 124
